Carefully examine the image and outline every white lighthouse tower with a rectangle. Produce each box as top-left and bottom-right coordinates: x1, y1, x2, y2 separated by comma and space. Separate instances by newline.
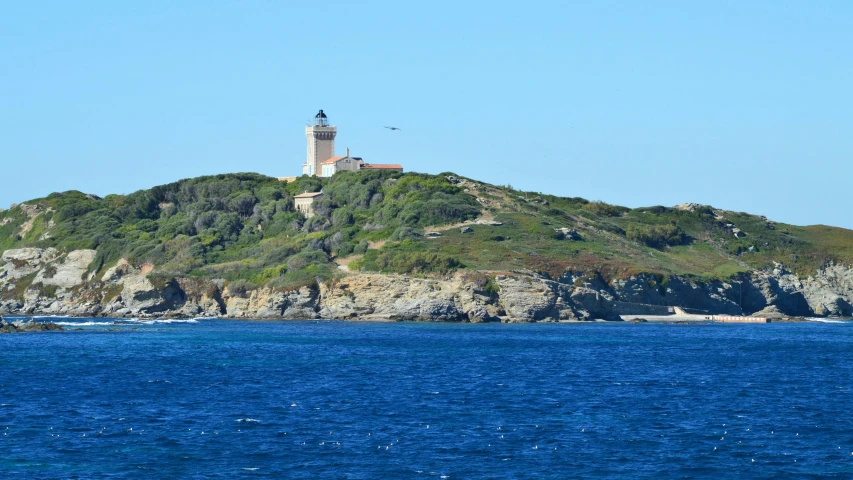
302, 109, 337, 176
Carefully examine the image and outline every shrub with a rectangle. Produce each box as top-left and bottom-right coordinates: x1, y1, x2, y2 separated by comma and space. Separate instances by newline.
390, 227, 422, 242
324, 232, 344, 251
635, 206, 670, 215
470, 274, 500, 299
230, 193, 257, 218
627, 224, 686, 249
253, 265, 287, 284
43, 264, 58, 279
694, 206, 716, 218
286, 250, 328, 270
332, 208, 354, 226
374, 250, 461, 274
335, 242, 355, 257
354, 240, 369, 254
11, 258, 29, 269
302, 216, 330, 233
32, 282, 58, 298
227, 279, 255, 298
583, 201, 627, 217
357, 243, 463, 275
261, 245, 296, 265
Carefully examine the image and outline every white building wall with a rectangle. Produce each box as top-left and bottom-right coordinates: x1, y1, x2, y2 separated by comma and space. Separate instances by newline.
337, 158, 363, 172
305, 125, 336, 177
295, 197, 320, 218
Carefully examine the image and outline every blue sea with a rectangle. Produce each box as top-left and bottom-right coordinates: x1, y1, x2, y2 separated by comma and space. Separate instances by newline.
1, 318, 852, 479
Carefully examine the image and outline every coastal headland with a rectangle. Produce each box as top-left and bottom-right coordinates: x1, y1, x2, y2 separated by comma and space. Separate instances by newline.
2, 171, 852, 322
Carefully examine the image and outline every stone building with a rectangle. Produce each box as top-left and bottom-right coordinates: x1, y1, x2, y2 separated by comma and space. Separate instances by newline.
360, 163, 403, 172
300, 109, 403, 178
303, 110, 336, 177
320, 148, 363, 177
294, 191, 324, 218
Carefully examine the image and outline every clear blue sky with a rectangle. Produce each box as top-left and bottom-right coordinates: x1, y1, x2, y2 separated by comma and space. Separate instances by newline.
1, 1, 851, 228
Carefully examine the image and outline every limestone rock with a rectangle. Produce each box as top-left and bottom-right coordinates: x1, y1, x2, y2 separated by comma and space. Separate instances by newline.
225, 286, 319, 319
495, 276, 562, 321
569, 287, 617, 320
610, 274, 741, 315
674, 203, 703, 212
554, 227, 581, 240
744, 267, 811, 316
102, 258, 136, 283
1, 247, 59, 280
119, 274, 185, 315
2, 244, 853, 321
319, 274, 465, 321
800, 264, 853, 316
749, 305, 786, 319
34, 249, 97, 289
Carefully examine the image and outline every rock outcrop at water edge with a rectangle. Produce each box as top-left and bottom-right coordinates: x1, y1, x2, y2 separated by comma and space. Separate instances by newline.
0, 316, 64, 333
1, 248, 853, 321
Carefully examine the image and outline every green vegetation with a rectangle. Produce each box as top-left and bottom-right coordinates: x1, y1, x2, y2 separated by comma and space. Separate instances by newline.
1, 170, 852, 291
626, 224, 686, 249
0, 171, 478, 289
352, 240, 463, 274
1, 272, 37, 302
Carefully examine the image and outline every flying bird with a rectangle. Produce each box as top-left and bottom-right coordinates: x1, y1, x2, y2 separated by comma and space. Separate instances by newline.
383, 126, 402, 131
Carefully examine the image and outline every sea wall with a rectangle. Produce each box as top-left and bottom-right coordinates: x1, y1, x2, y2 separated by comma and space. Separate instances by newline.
1, 248, 852, 321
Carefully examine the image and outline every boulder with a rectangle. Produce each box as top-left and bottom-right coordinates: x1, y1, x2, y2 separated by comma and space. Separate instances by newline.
749, 305, 786, 319
555, 227, 581, 240
120, 274, 186, 314
495, 276, 559, 321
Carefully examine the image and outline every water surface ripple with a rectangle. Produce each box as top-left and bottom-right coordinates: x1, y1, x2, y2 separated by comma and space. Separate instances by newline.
1, 320, 852, 478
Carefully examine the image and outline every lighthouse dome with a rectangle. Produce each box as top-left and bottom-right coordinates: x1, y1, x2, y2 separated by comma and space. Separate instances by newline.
313, 109, 329, 126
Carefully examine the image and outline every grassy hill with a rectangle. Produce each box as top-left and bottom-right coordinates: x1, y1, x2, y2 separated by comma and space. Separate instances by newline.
1, 170, 851, 295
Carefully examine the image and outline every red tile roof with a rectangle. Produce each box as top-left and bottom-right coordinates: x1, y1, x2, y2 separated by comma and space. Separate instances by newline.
361, 164, 403, 170
321, 156, 346, 164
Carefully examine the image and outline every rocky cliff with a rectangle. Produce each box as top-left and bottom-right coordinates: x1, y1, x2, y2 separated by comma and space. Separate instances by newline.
2, 247, 851, 321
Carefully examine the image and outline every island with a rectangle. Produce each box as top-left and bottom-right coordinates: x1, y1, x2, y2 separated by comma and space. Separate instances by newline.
1, 170, 851, 322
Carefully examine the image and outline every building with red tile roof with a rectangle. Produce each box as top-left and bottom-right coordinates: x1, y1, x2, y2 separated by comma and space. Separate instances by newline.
296, 110, 404, 178
360, 164, 403, 171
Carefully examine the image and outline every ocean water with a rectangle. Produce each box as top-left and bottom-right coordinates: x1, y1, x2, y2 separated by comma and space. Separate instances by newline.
1, 319, 852, 479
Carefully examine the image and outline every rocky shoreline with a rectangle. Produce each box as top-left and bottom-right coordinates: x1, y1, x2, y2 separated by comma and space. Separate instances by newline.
0, 315, 63, 333
2, 247, 853, 322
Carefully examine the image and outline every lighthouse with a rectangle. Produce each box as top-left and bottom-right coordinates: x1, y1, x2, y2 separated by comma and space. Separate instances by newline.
302, 109, 337, 176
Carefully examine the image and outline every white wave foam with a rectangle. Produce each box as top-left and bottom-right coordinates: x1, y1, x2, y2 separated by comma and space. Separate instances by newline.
113, 318, 199, 325
55, 321, 115, 327
806, 318, 847, 324
236, 418, 260, 423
